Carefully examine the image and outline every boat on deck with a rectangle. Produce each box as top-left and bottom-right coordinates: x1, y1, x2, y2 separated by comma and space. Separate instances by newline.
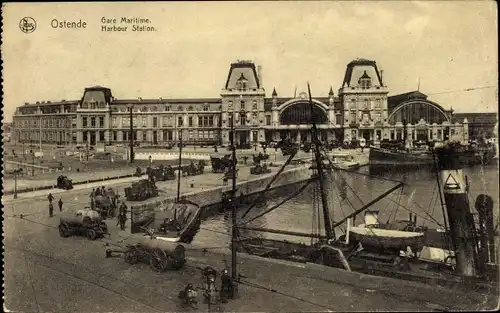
348, 211, 425, 253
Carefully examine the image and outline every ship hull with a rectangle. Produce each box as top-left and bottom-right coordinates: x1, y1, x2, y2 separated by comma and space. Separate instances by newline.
369, 147, 496, 167
369, 148, 434, 166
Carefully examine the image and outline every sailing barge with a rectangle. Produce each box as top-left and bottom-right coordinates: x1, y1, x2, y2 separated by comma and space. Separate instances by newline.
235, 84, 498, 290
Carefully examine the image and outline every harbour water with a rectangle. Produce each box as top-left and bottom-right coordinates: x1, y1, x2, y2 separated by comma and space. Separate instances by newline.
193, 164, 499, 248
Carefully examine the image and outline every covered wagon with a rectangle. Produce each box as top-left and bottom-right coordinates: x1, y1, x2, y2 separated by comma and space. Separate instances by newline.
59, 209, 109, 240
56, 175, 73, 190
125, 179, 159, 201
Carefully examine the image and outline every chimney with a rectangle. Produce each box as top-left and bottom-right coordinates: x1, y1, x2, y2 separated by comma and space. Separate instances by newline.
257, 65, 262, 87
380, 70, 384, 86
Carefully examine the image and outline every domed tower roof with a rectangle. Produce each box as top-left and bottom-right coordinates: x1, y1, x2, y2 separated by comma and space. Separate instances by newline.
224, 61, 261, 89
341, 58, 383, 87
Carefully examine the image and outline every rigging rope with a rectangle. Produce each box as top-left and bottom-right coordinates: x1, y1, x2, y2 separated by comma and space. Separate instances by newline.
240, 150, 299, 219
238, 180, 313, 227
384, 196, 443, 227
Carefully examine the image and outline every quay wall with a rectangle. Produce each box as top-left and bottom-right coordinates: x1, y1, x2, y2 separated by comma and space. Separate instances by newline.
130, 166, 313, 222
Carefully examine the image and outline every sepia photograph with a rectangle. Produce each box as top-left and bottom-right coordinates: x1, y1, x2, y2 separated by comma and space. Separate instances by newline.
2, 1, 499, 312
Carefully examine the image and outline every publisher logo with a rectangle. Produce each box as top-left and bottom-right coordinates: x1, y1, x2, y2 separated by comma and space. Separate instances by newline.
19, 17, 36, 34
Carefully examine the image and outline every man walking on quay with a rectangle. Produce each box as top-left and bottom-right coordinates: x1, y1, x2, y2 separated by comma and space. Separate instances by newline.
58, 198, 63, 212
117, 212, 127, 231
47, 193, 54, 204
49, 202, 54, 217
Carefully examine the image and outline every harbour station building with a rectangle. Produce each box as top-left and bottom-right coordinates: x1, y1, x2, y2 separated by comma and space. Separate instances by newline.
11, 59, 497, 147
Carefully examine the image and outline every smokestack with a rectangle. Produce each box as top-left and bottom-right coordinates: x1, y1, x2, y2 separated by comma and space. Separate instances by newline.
257, 65, 262, 87
436, 144, 479, 277
380, 70, 384, 86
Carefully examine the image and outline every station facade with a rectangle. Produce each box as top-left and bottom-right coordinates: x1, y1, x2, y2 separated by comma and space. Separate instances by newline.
11, 59, 496, 147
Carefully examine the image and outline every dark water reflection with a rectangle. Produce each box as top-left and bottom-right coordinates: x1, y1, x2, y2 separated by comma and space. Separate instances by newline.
192, 164, 499, 248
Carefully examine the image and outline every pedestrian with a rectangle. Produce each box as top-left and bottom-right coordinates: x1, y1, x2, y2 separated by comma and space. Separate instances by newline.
58, 198, 63, 212
220, 269, 233, 302
119, 202, 128, 215
47, 193, 54, 204
49, 202, 54, 217
90, 188, 96, 199
118, 213, 127, 231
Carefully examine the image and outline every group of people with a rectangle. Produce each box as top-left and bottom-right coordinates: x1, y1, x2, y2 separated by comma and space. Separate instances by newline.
89, 186, 128, 231
47, 193, 63, 217
180, 267, 235, 308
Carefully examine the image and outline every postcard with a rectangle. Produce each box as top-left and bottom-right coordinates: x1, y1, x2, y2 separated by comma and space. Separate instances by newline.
2, 1, 498, 312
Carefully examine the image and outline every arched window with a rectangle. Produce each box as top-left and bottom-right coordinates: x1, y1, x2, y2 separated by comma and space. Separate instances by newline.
188, 106, 194, 111
279, 102, 328, 125
177, 106, 183, 111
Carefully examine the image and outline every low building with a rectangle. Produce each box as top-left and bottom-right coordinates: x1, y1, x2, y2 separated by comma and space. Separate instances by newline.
12, 59, 483, 147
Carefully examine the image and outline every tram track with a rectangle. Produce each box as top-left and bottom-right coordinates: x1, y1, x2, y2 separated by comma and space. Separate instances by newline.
4, 243, 189, 312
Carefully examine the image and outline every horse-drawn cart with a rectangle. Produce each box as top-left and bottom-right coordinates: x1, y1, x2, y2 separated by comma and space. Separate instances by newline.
59, 209, 109, 240
125, 179, 159, 201
146, 165, 176, 181
180, 160, 206, 177
93, 188, 119, 218
56, 175, 74, 190
211, 155, 233, 173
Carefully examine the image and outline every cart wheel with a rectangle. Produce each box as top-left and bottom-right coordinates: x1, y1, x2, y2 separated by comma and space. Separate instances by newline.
86, 229, 97, 241
59, 224, 69, 238
150, 248, 167, 272
124, 248, 139, 264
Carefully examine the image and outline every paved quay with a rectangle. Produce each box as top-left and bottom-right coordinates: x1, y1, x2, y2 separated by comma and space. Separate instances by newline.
4, 197, 494, 312
1, 162, 304, 204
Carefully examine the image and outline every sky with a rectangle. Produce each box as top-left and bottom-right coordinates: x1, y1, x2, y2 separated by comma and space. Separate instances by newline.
2, 1, 498, 122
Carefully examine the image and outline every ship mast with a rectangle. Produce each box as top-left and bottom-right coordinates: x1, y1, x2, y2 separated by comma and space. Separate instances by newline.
307, 83, 334, 241
229, 109, 240, 295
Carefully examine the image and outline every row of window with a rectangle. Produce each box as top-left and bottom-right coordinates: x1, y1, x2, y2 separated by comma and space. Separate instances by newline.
227, 100, 258, 111
349, 98, 382, 109
15, 119, 72, 128
109, 104, 215, 113
107, 130, 218, 142
82, 116, 105, 128
109, 115, 216, 128
19, 131, 70, 141
347, 112, 383, 124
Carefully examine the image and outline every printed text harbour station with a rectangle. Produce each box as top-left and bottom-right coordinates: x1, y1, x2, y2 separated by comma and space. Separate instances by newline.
101, 16, 156, 32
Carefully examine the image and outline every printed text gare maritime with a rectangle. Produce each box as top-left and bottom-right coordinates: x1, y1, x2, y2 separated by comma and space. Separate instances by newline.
101, 16, 157, 32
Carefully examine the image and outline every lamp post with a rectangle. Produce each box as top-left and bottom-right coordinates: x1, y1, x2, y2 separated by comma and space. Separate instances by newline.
30, 150, 35, 176
13, 168, 23, 199
128, 104, 135, 163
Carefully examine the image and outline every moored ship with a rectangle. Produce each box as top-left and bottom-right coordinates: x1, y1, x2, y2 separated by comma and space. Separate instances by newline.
369, 142, 496, 168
